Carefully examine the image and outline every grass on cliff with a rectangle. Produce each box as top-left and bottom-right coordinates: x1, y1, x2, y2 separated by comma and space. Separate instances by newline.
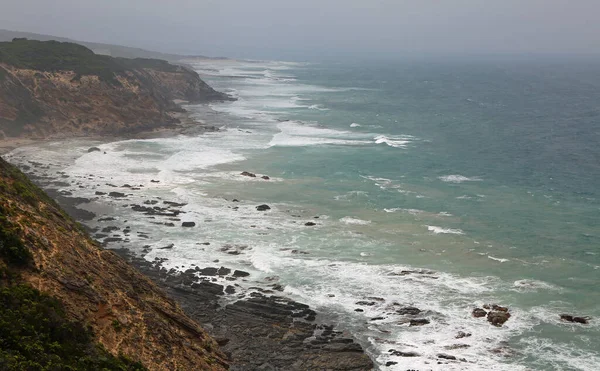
0, 38, 182, 85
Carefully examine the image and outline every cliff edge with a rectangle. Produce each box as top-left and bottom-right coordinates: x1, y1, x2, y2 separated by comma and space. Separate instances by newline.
0, 38, 231, 139
0, 157, 228, 370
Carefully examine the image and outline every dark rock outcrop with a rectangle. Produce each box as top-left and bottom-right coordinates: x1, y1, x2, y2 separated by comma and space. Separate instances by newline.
560, 314, 590, 324
256, 204, 271, 211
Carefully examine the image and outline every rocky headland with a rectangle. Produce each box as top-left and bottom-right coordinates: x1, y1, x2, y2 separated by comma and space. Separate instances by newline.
0, 38, 232, 139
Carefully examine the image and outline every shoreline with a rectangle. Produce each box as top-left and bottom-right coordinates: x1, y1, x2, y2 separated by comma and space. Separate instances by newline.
1, 107, 376, 370
0, 106, 221, 156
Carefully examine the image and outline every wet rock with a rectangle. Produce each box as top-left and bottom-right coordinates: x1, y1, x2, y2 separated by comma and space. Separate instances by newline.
256, 204, 271, 211
225, 285, 236, 294
182, 221, 196, 227
241, 171, 256, 177
159, 244, 175, 250
438, 353, 457, 360
87, 147, 101, 153
397, 306, 421, 315
560, 314, 590, 324
95, 191, 106, 195
455, 331, 472, 339
370, 317, 386, 321
233, 270, 250, 278
487, 310, 511, 327
389, 350, 420, 357
409, 319, 430, 326
198, 267, 218, 276
108, 191, 126, 198
385, 361, 398, 366
262, 175, 270, 180
98, 217, 115, 221
232, 199, 239, 202
354, 308, 364, 312
484, 304, 509, 312
355, 301, 377, 306
101, 226, 120, 233
217, 267, 231, 275
164, 201, 187, 207
304, 222, 317, 226
472, 308, 487, 318
191, 281, 224, 296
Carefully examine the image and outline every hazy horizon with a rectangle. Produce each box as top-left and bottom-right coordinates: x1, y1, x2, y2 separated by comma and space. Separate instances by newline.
3, 0, 600, 60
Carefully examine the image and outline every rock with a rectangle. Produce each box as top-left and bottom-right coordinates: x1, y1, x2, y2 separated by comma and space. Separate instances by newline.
472, 308, 487, 318
182, 222, 196, 227
233, 270, 250, 278
198, 267, 218, 276
560, 314, 590, 324
108, 191, 126, 198
304, 222, 317, 226
355, 301, 377, 306
159, 244, 174, 249
385, 361, 398, 367
95, 191, 106, 195
87, 147, 101, 153
370, 317, 385, 321
261, 176, 270, 180
354, 308, 364, 312
214, 337, 230, 347
409, 319, 430, 326
151, 179, 160, 183
487, 310, 511, 327
241, 171, 256, 177
217, 267, 231, 275
225, 285, 236, 294
389, 350, 420, 357
397, 306, 421, 315
232, 199, 239, 202
455, 331, 472, 339
256, 204, 271, 211
484, 304, 509, 312
438, 353, 457, 360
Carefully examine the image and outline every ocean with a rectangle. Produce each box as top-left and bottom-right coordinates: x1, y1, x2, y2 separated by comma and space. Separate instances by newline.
6, 57, 600, 370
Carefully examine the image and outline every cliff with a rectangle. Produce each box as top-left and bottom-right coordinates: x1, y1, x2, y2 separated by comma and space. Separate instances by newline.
0, 157, 228, 370
0, 38, 231, 139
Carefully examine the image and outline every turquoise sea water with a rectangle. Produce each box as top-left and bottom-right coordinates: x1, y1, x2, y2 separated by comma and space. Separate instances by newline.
7, 57, 600, 370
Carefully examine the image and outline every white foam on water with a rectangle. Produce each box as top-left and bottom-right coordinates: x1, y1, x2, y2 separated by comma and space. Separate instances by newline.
512, 279, 561, 292
339, 217, 372, 225
487, 255, 510, 263
439, 175, 483, 183
427, 226, 465, 235
269, 121, 372, 147
350, 123, 361, 127
374, 134, 415, 148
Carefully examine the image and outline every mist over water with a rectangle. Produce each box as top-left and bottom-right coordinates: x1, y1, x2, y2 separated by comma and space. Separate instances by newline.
7, 57, 600, 370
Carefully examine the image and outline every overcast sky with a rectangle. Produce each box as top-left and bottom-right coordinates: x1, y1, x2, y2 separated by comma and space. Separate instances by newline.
2, 0, 600, 60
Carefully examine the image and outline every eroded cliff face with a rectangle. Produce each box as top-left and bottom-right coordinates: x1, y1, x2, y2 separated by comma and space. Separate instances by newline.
0, 158, 228, 370
0, 63, 229, 139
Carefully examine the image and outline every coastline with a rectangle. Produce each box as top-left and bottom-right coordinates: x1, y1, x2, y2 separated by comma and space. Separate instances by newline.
1, 104, 375, 370
0, 105, 221, 156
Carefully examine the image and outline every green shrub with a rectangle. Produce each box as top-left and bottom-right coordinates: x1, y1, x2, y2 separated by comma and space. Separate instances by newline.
0, 284, 146, 370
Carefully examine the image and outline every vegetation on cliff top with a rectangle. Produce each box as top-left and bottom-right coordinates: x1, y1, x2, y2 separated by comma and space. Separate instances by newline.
0, 38, 181, 85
